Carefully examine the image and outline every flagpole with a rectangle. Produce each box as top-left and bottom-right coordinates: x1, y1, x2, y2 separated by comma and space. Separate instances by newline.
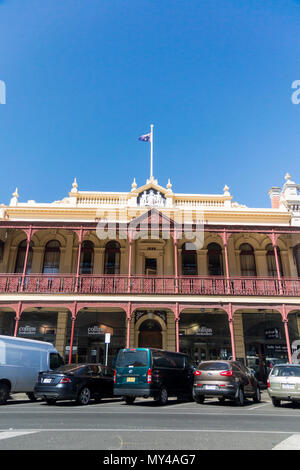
150, 124, 154, 179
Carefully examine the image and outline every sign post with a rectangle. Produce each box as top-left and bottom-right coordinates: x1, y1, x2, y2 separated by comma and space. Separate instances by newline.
105, 333, 111, 366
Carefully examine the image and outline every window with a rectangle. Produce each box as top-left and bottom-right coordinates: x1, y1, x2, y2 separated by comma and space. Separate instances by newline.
116, 350, 149, 368
240, 243, 257, 277
14, 240, 33, 274
50, 353, 64, 370
293, 244, 300, 277
0, 241, 4, 262
266, 244, 283, 277
43, 240, 61, 274
182, 243, 197, 275
145, 258, 157, 275
80, 241, 94, 274
198, 362, 230, 371
104, 241, 120, 274
207, 243, 223, 276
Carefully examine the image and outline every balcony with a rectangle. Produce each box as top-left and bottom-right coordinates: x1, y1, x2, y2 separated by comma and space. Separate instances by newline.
0, 274, 299, 297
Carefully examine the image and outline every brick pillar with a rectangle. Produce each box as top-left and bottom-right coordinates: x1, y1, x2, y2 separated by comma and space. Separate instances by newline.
166, 312, 176, 351
268, 187, 281, 209
233, 313, 246, 362
55, 311, 69, 356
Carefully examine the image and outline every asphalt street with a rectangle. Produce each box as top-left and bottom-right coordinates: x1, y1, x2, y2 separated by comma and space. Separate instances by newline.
0, 391, 300, 450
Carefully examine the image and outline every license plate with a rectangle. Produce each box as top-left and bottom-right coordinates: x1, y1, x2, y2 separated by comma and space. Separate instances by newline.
205, 385, 217, 390
42, 378, 52, 384
282, 383, 295, 389
126, 377, 136, 383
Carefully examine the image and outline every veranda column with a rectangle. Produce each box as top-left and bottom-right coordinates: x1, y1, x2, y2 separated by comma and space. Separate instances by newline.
68, 302, 77, 364
20, 226, 32, 292
172, 232, 179, 294
227, 303, 236, 361
126, 302, 132, 347
75, 229, 83, 293
13, 302, 22, 337
282, 304, 292, 364
175, 302, 180, 352
221, 229, 231, 294
271, 232, 283, 295
128, 236, 133, 293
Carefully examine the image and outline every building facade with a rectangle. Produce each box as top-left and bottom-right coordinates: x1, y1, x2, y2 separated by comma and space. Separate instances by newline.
0, 173, 300, 381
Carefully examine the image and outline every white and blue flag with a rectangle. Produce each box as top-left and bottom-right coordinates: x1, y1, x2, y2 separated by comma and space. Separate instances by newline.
138, 133, 151, 142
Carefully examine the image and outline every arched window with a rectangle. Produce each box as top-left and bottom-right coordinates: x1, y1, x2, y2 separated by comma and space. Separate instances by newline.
80, 241, 94, 274
240, 243, 257, 277
104, 241, 120, 274
266, 244, 283, 277
293, 244, 300, 277
14, 240, 33, 274
181, 243, 197, 275
207, 243, 223, 276
43, 240, 61, 274
0, 240, 4, 262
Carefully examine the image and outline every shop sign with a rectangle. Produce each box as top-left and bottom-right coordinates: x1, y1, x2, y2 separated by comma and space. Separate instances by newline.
265, 328, 281, 339
265, 344, 287, 353
196, 326, 213, 336
88, 326, 105, 336
19, 326, 36, 335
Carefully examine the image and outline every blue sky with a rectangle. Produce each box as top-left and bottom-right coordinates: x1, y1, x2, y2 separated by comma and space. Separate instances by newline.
0, 0, 299, 207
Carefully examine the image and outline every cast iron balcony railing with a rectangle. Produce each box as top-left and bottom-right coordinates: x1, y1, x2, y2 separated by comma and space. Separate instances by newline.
0, 274, 299, 296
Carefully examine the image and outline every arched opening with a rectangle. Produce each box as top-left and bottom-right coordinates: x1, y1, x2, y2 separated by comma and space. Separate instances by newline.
80, 240, 94, 274
104, 241, 120, 274
182, 242, 197, 275
207, 243, 223, 276
14, 240, 33, 274
43, 240, 61, 274
266, 244, 283, 277
138, 319, 162, 349
293, 244, 300, 277
240, 243, 257, 276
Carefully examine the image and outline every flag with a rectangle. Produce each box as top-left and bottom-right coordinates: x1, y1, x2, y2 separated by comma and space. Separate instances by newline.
138, 133, 151, 142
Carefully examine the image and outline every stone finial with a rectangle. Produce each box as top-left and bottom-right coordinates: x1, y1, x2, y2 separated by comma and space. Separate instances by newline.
131, 177, 137, 191
223, 184, 230, 195
10, 188, 19, 206
167, 179, 172, 191
71, 178, 78, 193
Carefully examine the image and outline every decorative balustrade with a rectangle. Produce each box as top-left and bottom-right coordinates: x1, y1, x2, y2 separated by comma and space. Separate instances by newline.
0, 274, 299, 297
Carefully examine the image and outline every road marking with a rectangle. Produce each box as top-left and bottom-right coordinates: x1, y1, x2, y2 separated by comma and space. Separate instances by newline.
0, 431, 38, 441
273, 434, 300, 450
248, 403, 269, 411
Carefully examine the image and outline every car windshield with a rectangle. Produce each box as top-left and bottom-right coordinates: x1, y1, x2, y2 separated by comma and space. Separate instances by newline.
116, 350, 148, 367
198, 362, 230, 371
54, 364, 87, 375
271, 366, 300, 377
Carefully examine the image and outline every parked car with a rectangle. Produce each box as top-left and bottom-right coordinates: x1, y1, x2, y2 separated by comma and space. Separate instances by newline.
0, 335, 64, 405
113, 348, 195, 405
267, 363, 300, 407
193, 360, 261, 406
34, 363, 114, 405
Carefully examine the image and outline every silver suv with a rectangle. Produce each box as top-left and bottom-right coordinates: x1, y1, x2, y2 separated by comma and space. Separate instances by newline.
267, 364, 300, 407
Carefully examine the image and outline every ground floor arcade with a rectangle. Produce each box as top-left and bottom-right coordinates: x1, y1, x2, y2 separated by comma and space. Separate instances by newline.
1, 301, 300, 381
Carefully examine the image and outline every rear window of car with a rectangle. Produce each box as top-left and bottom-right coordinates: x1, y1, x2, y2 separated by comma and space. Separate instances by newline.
116, 350, 149, 368
198, 362, 230, 371
271, 366, 300, 377
152, 351, 185, 369
54, 364, 88, 375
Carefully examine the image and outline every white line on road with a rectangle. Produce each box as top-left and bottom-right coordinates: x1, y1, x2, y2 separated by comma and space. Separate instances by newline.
0, 431, 38, 441
273, 434, 300, 450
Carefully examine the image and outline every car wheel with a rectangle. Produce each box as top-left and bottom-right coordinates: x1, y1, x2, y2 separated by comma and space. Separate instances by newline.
272, 397, 281, 407
253, 387, 261, 403
124, 396, 136, 405
235, 387, 244, 406
45, 398, 56, 406
77, 387, 91, 406
156, 387, 168, 406
0, 383, 10, 405
26, 392, 38, 402
194, 395, 205, 404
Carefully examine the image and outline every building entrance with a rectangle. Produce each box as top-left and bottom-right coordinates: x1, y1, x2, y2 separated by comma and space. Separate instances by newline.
138, 319, 162, 348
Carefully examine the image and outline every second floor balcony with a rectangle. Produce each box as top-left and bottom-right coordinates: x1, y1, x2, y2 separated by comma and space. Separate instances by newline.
0, 273, 299, 297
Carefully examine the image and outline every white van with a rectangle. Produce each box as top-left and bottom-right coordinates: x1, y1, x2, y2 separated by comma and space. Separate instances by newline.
0, 335, 64, 405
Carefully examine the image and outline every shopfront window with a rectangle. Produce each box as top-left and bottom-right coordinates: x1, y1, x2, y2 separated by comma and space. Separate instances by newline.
17, 311, 58, 344
0, 311, 15, 336
179, 313, 231, 364
65, 310, 126, 366
243, 312, 299, 383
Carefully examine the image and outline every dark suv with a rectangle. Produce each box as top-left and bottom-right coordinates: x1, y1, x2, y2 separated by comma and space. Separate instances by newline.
193, 360, 261, 406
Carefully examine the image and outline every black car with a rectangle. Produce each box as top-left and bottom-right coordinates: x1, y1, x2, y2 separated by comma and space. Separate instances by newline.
34, 364, 114, 405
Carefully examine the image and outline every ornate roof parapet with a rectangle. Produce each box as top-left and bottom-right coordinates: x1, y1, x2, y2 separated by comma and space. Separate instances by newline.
280, 173, 300, 226
9, 188, 19, 207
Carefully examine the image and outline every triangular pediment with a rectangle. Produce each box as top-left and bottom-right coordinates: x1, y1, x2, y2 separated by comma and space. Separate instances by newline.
129, 208, 177, 231
135, 181, 169, 196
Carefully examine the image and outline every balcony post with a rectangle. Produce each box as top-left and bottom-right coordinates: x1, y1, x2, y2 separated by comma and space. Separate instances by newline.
126, 302, 132, 347
128, 234, 133, 293
68, 302, 77, 364
20, 226, 32, 292
75, 229, 83, 293
172, 232, 179, 294
175, 302, 180, 352
282, 304, 292, 364
227, 303, 236, 361
13, 301, 22, 337
220, 229, 231, 294
271, 232, 283, 295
